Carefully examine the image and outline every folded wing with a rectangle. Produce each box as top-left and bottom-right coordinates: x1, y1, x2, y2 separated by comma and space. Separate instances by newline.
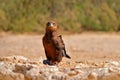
52, 35, 71, 59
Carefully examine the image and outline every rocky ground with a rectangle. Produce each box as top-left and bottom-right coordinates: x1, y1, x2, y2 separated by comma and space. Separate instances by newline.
0, 56, 120, 80
0, 33, 120, 80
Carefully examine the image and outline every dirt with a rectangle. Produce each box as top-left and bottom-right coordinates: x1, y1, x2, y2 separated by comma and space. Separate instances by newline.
0, 33, 120, 62
0, 32, 120, 80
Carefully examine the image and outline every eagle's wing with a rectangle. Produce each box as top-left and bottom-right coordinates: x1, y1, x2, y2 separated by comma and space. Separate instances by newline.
52, 35, 71, 59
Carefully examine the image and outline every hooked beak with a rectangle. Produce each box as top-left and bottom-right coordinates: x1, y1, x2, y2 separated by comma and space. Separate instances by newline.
49, 23, 54, 27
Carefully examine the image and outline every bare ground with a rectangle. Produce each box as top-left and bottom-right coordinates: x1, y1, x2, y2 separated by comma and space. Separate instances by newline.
0, 33, 120, 80
0, 33, 120, 62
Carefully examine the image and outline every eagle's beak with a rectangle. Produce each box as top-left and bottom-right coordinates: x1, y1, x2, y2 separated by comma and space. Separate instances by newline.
49, 23, 54, 27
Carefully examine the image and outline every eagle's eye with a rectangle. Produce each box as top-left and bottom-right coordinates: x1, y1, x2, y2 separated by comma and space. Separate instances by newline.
47, 22, 50, 26
53, 23, 55, 25
47, 22, 55, 27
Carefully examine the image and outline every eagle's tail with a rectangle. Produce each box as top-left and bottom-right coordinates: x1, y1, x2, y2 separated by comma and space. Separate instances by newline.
62, 50, 71, 59
65, 53, 71, 59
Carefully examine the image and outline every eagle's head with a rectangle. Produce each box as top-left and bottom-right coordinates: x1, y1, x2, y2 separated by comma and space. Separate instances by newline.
46, 21, 58, 32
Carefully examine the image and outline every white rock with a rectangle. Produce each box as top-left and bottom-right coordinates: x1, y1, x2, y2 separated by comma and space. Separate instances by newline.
49, 66, 59, 72
109, 66, 120, 73
0, 62, 4, 66
105, 60, 120, 67
0, 62, 15, 74
93, 68, 110, 77
76, 63, 89, 68
26, 67, 40, 76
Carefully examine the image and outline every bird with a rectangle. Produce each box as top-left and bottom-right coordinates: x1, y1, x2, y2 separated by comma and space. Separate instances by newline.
42, 21, 71, 65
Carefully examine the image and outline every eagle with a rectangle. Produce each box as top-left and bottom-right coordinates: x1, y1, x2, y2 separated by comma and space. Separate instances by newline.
42, 21, 71, 65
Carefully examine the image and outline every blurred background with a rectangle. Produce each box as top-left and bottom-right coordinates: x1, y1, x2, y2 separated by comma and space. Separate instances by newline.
0, 0, 120, 34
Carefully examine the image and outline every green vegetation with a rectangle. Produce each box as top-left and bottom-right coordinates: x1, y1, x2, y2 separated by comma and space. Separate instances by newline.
0, 0, 120, 33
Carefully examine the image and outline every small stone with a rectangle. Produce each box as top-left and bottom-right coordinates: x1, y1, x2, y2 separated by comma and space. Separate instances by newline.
88, 72, 98, 80
68, 71, 79, 76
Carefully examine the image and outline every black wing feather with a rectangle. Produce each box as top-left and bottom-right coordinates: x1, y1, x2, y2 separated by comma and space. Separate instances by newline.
52, 35, 71, 59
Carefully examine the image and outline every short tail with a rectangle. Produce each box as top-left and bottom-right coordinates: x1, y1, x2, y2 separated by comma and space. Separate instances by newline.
62, 49, 71, 59
65, 53, 71, 59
